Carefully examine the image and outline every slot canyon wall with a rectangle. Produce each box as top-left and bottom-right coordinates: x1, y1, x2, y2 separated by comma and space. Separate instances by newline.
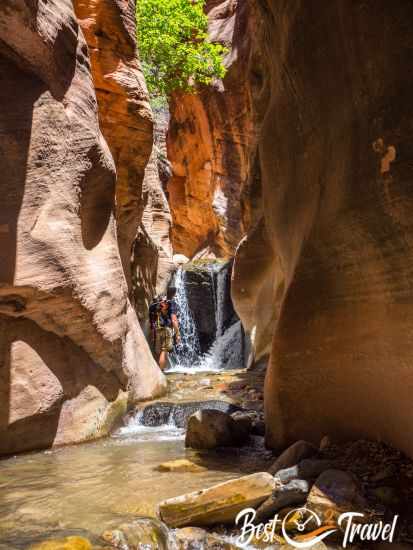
232, 0, 413, 456
167, 0, 413, 458
0, 0, 167, 455
167, 0, 256, 258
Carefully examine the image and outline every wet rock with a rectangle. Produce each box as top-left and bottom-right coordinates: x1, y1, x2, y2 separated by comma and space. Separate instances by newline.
29, 537, 92, 550
307, 469, 368, 523
102, 518, 169, 550
269, 441, 318, 475
230, 411, 254, 433
172, 527, 238, 549
255, 479, 311, 522
184, 266, 217, 352
185, 409, 250, 449
139, 400, 242, 429
251, 420, 266, 437
155, 459, 207, 473
277, 459, 334, 483
158, 472, 275, 527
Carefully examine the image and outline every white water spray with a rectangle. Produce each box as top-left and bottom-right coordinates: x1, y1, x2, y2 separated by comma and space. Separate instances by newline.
167, 263, 243, 373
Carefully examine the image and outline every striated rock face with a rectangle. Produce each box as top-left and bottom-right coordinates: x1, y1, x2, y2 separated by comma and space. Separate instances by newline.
73, 0, 154, 288
167, 0, 254, 258
133, 109, 175, 326
232, 1, 413, 457
0, 0, 165, 455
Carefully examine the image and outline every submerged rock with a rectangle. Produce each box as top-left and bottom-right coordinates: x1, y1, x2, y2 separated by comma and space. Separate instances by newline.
102, 518, 169, 550
158, 472, 275, 527
185, 409, 251, 449
155, 459, 207, 473
29, 537, 92, 550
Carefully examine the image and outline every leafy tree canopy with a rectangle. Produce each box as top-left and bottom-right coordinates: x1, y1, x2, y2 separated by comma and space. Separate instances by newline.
136, 0, 227, 97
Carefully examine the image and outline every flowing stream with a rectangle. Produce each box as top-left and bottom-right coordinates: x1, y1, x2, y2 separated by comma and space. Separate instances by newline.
0, 413, 270, 548
0, 261, 255, 548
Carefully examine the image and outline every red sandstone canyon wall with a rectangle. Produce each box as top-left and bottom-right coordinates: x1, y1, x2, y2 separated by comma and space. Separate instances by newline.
167, 0, 254, 258
0, 0, 166, 455
232, 0, 413, 457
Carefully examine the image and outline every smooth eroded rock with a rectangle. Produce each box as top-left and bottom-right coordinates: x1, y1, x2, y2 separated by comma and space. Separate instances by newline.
158, 472, 275, 527
185, 409, 251, 449
0, 0, 166, 455
102, 518, 169, 550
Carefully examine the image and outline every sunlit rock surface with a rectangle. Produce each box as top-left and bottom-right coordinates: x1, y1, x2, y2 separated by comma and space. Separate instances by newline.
0, 0, 165, 455
167, 0, 255, 258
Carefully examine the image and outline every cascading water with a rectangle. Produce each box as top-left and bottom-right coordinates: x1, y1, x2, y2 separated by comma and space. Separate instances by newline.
168, 268, 201, 370
167, 262, 244, 373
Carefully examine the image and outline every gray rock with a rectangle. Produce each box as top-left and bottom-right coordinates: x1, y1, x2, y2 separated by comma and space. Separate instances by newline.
269, 440, 317, 474
255, 479, 311, 522
277, 459, 334, 483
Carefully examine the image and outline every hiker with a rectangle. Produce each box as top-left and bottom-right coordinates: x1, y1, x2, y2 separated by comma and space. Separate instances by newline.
149, 287, 181, 370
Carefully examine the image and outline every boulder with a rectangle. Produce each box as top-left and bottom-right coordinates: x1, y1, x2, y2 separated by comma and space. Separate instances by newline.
269, 441, 318, 475
158, 472, 275, 527
255, 479, 311, 522
307, 469, 368, 523
185, 409, 251, 449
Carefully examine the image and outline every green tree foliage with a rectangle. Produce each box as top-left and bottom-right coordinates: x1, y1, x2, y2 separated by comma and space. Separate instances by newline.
136, 0, 227, 96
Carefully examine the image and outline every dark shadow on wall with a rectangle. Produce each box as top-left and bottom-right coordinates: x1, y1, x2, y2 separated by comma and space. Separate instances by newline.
0, 52, 44, 433
0, 315, 120, 456
0, 1, 79, 450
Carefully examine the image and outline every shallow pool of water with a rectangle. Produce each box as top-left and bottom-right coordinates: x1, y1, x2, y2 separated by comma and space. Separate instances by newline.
0, 424, 271, 548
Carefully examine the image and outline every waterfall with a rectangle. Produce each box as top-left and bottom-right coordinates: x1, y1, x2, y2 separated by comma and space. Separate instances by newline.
169, 268, 201, 370
166, 262, 244, 373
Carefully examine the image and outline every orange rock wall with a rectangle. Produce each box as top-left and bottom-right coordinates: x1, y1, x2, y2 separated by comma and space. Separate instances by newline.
167, 0, 254, 258
74, 0, 154, 287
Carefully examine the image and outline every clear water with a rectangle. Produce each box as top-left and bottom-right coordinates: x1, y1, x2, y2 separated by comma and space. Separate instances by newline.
0, 425, 271, 548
